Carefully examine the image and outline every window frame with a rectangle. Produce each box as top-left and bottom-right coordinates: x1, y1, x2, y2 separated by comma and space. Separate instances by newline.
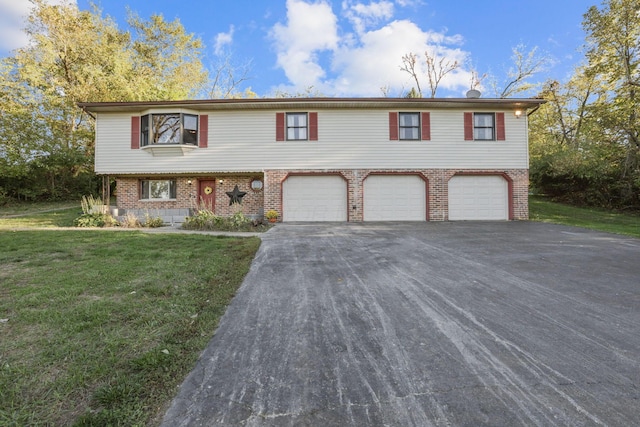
473, 113, 496, 141
140, 180, 177, 200
140, 113, 199, 146
286, 112, 309, 141
398, 112, 421, 140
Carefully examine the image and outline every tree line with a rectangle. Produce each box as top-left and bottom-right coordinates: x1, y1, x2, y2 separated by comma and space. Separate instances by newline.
0, 0, 231, 203
1, 0, 638, 212
529, 0, 639, 211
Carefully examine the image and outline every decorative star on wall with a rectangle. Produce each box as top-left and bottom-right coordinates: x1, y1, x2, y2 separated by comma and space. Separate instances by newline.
226, 185, 247, 205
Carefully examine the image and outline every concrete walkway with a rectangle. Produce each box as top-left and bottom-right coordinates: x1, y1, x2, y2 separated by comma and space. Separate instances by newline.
161, 222, 640, 426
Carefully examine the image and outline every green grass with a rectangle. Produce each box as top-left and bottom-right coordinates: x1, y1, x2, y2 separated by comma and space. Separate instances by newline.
529, 196, 640, 238
0, 230, 260, 426
0, 207, 80, 229
0, 201, 79, 217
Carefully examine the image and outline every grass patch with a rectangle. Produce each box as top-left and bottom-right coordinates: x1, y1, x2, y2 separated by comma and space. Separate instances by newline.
0, 207, 80, 229
0, 201, 79, 217
0, 230, 260, 426
529, 196, 640, 238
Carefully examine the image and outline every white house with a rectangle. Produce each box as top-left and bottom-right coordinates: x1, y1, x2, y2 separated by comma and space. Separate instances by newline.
79, 97, 544, 223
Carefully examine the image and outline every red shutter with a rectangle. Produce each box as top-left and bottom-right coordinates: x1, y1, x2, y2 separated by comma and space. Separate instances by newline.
389, 112, 399, 140
496, 112, 505, 141
276, 112, 285, 141
463, 112, 474, 141
421, 112, 431, 141
309, 112, 318, 141
199, 115, 208, 148
131, 116, 140, 149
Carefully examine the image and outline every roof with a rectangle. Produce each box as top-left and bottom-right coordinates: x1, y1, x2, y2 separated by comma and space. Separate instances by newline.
78, 97, 545, 113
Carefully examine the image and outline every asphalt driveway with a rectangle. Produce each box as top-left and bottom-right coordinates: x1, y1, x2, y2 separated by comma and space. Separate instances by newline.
161, 222, 640, 426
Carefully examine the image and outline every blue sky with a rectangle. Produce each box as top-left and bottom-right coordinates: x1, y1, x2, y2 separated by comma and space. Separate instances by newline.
1, 0, 592, 97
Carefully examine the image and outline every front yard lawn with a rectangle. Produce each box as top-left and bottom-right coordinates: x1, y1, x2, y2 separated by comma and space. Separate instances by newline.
0, 230, 260, 426
529, 196, 640, 238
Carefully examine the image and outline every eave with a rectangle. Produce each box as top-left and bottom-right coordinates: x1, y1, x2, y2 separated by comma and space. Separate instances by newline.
79, 97, 546, 113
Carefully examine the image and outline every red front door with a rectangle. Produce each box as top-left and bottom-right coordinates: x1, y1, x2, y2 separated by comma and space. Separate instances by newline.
198, 180, 216, 211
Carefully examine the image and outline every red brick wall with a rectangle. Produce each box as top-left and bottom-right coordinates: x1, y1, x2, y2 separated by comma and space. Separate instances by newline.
118, 169, 529, 221
116, 175, 264, 217
264, 168, 529, 221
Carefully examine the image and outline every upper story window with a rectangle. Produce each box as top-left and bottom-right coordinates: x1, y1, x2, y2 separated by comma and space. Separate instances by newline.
141, 113, 198, 146
464, 112, 505, 141
473, 113, 495, 140
276, 112, 318, 141
389, 112, 430, 141
141, 180, 176, 200
399, 113, 420, 140
287, 113, 308, 140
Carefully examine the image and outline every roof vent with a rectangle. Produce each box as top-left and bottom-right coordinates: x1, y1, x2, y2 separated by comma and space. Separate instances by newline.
466, 89, 481, 99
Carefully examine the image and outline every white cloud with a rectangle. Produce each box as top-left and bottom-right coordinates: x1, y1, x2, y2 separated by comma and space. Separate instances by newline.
0, 0, 77, 53
214, 25, 235, 56
332, 19, 471, 96
270, 0, 472, 97
343, 0, 394, 33
270, 0, 339, 88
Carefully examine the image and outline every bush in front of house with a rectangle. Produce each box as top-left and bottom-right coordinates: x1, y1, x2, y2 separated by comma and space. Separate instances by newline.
182, 207, 268, 232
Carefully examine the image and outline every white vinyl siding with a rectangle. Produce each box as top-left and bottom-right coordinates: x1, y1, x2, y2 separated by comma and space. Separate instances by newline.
94, 109, 529, 175
363, 175, 426, 221
282, 175, 347, 221
448, 175, 508, 220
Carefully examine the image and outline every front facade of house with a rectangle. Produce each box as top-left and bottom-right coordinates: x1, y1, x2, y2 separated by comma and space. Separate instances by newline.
81, 97, 544, 223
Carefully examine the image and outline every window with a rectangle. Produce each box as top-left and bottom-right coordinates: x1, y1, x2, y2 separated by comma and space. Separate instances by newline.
276, 112, 317, 141
141, 180, 176, 200
287, 113, 308, 140
389, 112, 430, 141
474, 113, 495, 140
399, 113, 420, 140
250, 178, 264, 191
140, 113, 198, 146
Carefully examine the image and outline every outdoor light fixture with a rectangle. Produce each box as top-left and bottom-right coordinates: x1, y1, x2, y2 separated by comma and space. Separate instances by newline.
187, 179, 192, 185
514, 110, 523, 119
219, 179, 224, 184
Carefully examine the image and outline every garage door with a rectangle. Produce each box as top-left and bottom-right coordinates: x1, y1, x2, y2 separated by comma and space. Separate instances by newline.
283, 175, 347, 221
364, 175, 426, 221
448, 175, 508, 220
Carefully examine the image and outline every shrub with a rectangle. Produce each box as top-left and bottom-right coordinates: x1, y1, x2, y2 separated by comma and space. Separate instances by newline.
143, 214, 164, 228
182, 208, 268, 232
119, 212, 141, 228
74, 213, 118, 228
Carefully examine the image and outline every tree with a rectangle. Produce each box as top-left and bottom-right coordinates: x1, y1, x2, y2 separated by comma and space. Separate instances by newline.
400, 50, 459, 98
0, 1, 210, 202
208, 50, 255, 99
583, 0, 640, 175
128, 12, 208, 100
489, 45, 550, 98
528, 0, 640, 211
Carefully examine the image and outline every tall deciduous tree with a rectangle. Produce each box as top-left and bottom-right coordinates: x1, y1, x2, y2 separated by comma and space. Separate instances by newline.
0, 1, 209, 201
529, 0, 640, 210
128, 12, 207, 100
583, 0, 640, 174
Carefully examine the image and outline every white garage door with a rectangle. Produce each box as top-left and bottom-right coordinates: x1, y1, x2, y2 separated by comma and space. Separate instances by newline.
364, 175, 426, 221
448, 175, 508, 220
283, 175, 347, 221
